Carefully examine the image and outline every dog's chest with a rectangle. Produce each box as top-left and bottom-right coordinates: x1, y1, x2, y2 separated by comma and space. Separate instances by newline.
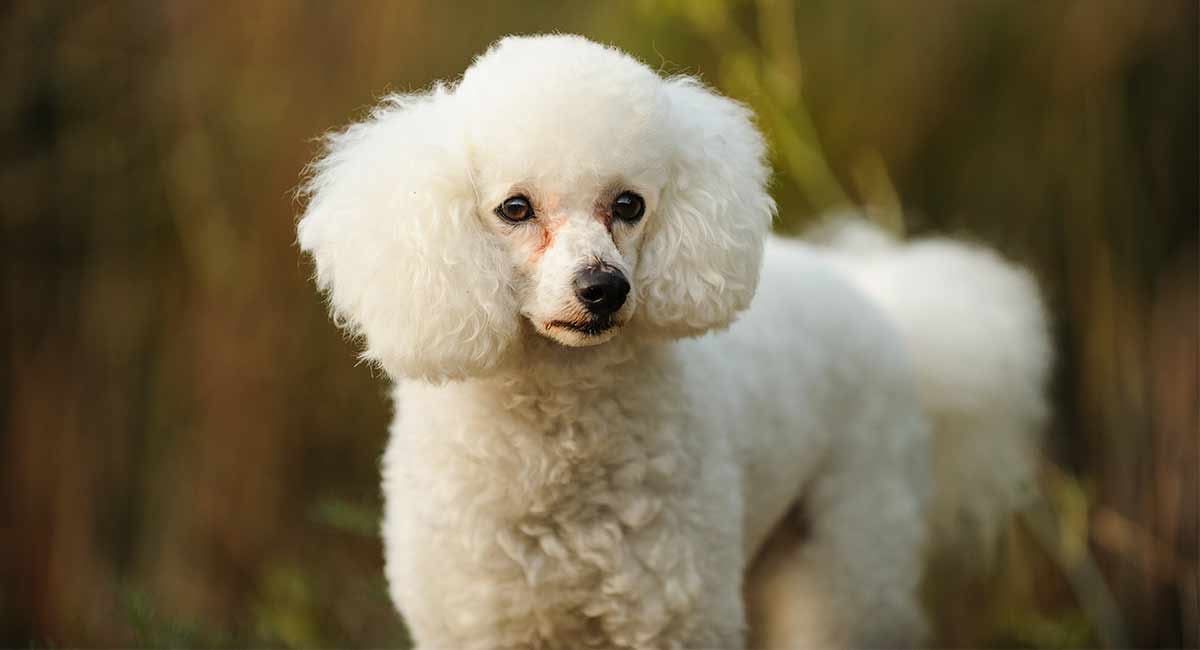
386, 354, 725, 647
487, 445, 704, 648
392, 388, 708, 648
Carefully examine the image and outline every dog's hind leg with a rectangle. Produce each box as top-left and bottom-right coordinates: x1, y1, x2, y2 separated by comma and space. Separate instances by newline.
746, 510, 842, 648
745, 452, 930, 649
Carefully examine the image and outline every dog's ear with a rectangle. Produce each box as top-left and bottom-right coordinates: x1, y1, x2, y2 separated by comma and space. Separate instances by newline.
298, 86, 518, 382
634, 78, 775, 338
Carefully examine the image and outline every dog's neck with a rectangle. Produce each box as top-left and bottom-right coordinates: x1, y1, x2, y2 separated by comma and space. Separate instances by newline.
472, 331, 663, 409
455, 328, 682, 444
385, 328, 687, 523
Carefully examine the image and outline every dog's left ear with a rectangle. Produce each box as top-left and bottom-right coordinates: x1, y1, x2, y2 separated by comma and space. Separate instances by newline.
635, 78, 775, 338
297, 87, 520, 382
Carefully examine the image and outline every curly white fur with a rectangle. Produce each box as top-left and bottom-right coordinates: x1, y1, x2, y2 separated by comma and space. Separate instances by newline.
298, 35, 1051, 649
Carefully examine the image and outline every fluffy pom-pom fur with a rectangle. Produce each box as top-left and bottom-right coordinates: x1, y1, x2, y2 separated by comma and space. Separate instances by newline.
298, 86, 520, 382
634, 77, 776, 337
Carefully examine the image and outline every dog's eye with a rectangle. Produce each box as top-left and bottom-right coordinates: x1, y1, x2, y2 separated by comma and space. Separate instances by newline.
496, 195, 534, 223
611, 191, 645, 223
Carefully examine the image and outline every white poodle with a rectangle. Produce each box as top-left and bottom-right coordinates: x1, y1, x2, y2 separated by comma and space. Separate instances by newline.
297, 34, 1051, 650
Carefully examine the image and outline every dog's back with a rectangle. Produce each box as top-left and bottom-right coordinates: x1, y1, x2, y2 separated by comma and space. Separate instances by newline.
681, 226, 1051, 648
816, 219, 1052, 550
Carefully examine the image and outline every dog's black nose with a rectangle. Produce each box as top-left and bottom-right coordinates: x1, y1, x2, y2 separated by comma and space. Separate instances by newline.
573, 267, 630, 316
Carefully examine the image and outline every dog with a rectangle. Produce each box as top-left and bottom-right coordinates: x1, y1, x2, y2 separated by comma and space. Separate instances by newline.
297, 34, 1051, 649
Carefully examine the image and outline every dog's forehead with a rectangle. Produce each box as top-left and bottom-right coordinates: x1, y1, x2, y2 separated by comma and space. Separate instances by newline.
459, 35, 661, 100
457, 36, 674, 191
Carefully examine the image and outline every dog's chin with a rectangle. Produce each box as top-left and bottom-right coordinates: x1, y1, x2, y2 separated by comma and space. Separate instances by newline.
538, 317, 622, 347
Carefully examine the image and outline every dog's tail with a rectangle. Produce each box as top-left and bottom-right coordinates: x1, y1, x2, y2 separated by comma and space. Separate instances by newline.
814, 217, 1052, 554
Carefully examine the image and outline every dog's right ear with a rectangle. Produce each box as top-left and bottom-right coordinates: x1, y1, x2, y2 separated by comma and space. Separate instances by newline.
633, 78, 775, 338
298, 86, 519, 382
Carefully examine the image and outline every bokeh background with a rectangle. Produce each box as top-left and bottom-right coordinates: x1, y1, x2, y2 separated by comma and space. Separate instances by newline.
2, 1, 1196, 647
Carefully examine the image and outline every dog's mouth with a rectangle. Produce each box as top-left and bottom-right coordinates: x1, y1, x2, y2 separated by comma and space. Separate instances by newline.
546, 316, 618, 337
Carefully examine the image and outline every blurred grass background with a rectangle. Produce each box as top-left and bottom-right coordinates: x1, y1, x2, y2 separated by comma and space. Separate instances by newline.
0, 0, 1195, 647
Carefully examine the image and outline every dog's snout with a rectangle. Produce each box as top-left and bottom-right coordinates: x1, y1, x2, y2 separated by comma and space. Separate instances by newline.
573, 267, 630, 316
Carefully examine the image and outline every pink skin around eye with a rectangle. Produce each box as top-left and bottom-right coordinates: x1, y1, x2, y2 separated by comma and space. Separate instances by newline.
531, 225, 555, 262
528, 194, 561, 263
525, 194, 619, 263
598, 209, 614, 233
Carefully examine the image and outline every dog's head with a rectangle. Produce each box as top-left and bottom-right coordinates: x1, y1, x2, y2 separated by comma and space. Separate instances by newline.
299, 35, 774, 381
